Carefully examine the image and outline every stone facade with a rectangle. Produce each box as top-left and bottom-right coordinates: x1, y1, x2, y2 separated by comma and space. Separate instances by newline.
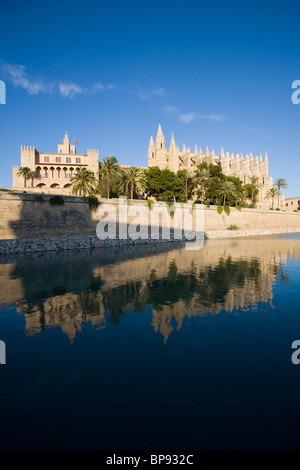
285, 197, 300, 211
12, 131, 99, 192
148, 124, 278, 208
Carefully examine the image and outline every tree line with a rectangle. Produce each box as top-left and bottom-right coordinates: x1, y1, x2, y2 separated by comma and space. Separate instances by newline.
16, 158, 288, 209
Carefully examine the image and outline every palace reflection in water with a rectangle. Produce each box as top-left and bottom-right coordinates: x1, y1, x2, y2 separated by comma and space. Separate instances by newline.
0, 235, 298, 343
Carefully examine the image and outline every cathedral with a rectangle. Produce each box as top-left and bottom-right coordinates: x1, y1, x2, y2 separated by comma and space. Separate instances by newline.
148, 124, 274, 206
11, 126, 281, 207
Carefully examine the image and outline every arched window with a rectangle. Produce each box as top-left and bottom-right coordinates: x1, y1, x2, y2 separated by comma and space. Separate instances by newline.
70, 167, 74, 178
63, 167, 68, 178
76, 157, 81, 164
50, 167, 55, 178
36, 167, 41, 178
43, 167, 48, 178
56, 167, 61, 178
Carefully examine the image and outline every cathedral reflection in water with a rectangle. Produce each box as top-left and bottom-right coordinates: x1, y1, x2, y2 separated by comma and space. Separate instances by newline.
0, 236, 298, 343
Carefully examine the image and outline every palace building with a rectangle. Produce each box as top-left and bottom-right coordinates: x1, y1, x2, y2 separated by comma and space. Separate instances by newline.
12, 131, 99, 192
148, 124, 277, 207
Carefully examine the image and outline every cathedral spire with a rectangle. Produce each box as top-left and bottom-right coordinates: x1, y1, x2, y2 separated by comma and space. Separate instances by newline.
169, 132, 176, 155
156, 123, 165, 150
157, 123, 163, 137
149, 135, 155, 148
148, 135, 155, 160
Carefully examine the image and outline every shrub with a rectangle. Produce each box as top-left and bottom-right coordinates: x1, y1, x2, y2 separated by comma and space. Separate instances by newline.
147, 199, 154, 211
269, 207, 274, 210
49, 195, 64, 205
217, 205, 223, 214
249, 203, 256, 208
228, 224, 239, 231
224, 206, 231, 216
166, 201, 175, 218
204, 201, 210, 208
294, 210, 298, 213
87, 194, 99, 212
235, 205, 242, 212
276, 208, 280, 211
34, 195, 44, 203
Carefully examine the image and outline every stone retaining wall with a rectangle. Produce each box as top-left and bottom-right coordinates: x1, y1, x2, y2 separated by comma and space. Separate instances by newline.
0, 189, 299, 254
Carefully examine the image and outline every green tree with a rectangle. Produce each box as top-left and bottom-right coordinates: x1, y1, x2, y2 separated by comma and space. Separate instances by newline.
200, 163, 226, 204
121, 166, 146, 199
216, 180, 237, 206
17, 167, 34, 188
195, 167, 211, 202
176, 169, 195, 202
99, 155, 120, 198
237, 187, 249, 206
226, 176, 244, 206
144, 166, 184, 202
275, 178, 288, 209
70, 169, 97, 196
247, 176, 261, 205
265, 187, 278, 209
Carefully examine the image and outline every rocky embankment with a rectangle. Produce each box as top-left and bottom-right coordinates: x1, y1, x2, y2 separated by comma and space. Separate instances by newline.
0, 227, 299, 255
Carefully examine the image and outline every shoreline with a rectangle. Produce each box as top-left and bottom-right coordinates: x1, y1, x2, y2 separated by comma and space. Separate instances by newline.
0, 227, 299, 255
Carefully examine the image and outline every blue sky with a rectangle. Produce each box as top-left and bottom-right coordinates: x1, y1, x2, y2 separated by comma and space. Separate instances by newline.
0, 0, 299, 197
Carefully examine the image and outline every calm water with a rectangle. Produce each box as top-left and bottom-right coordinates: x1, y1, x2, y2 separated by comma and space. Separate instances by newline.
0, 234, 300, 449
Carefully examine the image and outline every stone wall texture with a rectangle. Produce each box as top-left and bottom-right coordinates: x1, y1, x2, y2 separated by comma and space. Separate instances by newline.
0, 189, 299, 242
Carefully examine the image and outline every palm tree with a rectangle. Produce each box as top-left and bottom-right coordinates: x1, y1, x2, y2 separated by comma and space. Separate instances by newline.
70, 169, 97, 196
196, 167, 211, 202
265, 187, 278, 209
216, 180, 237, 206
238, 188, 249, 206
177, 169, 193, 202
275, 178, 288, 209
121, 166, 146, 199
248, 176, 261, 205
17, 167, 34, 188
99, 155, 120, 198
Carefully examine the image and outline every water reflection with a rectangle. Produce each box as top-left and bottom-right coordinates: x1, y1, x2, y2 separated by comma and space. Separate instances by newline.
0, 235, 299, 343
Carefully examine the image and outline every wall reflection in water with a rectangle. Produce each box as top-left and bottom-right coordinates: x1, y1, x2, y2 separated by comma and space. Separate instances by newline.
0, 236, 299, 343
